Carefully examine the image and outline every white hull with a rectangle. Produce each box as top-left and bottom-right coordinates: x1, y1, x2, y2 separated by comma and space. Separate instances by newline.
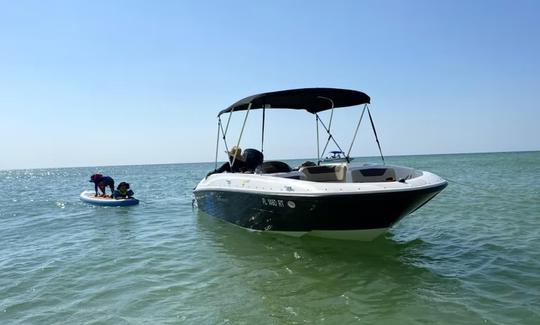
194, 164, 447, 241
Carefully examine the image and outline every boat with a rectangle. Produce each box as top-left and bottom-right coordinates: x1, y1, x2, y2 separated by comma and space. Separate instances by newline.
322, 150, 353, 163
193, 88, 447, 241
79, 190, 139, 207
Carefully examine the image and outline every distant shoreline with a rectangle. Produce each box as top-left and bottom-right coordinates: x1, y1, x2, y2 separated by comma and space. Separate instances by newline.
1, 149, 538, 172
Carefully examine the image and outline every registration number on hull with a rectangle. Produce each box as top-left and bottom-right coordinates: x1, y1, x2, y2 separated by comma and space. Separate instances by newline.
261, 198, 296, 209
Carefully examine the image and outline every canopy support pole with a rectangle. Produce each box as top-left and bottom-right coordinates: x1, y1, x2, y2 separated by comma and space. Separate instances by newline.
230, 102, 252, 169
367, 107, 385, 164
214, 118, 221, 170
346, 104, 367, 159
219, 106, 236, 157
317, 97, 335, 161
316, 114, 320, 165
223, 106, 234, 139
261, 106, 266, 153
219, 118, 230, 158
317, 117, 347, 162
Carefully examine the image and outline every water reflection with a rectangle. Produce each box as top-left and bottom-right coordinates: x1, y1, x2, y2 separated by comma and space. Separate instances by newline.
194, 210, 446, 323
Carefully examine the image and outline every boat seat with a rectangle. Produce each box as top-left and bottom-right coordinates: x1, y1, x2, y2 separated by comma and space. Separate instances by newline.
350, 168, 397, 183
299, 165, 347, 182
242, 148, 264, 172
258, 161, 292, 174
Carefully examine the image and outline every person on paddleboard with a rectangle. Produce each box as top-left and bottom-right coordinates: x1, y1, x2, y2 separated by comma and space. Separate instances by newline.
113, 182, 134, 199
89, 173, 115, 197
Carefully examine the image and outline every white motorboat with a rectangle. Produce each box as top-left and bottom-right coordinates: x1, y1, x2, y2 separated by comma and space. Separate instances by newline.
193, 88, 447, 241
322, 150, 353, 163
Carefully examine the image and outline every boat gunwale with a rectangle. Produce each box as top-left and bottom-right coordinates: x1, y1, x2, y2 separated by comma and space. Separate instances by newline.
194, 177, 448, 197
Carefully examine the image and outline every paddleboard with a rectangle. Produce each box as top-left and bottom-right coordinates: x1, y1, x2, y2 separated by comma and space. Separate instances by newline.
80, 190, 139, 207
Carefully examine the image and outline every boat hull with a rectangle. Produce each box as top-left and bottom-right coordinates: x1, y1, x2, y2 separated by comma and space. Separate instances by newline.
194, 182, 446, 240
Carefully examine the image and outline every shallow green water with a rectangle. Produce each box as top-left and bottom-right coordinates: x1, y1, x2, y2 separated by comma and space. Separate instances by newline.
1, 152, 539, 324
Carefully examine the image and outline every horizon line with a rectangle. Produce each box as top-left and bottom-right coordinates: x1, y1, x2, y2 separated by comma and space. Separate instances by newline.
1, 149, 538, 172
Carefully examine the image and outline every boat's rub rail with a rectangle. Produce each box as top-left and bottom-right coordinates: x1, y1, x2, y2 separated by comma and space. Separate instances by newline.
195, 173, 447, 197
193, 182, 447, 197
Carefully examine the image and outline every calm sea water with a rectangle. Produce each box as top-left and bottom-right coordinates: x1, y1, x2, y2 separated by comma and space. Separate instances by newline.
0, 152, 539, 324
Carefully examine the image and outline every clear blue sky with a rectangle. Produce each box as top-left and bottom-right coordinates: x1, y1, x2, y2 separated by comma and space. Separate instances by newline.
1, 0, 538, 170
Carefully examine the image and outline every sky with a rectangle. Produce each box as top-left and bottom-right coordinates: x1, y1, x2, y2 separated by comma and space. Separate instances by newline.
0, 0, 539, 170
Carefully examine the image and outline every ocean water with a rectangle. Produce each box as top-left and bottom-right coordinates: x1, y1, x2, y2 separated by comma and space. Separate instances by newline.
0, 151, 539, 324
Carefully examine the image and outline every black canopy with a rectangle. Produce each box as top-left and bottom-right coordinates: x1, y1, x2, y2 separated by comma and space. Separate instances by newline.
218, 88, 370, 116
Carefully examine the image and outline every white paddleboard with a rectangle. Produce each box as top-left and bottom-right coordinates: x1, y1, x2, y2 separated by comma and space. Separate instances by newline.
80, 190, 139, 207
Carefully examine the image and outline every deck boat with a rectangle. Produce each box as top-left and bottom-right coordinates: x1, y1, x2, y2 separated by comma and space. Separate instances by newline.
193, 88, 447, 241
323, 150, 353, 163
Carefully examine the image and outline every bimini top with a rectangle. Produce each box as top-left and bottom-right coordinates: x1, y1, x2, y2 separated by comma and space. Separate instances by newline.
218, 87, 370, 116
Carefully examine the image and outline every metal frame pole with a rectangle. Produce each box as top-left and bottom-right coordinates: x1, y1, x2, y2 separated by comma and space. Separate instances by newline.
346, 104, 367, 159
316, 114, 320, 164
367, 107, 385, 164
317, 117, 347, 159
261, 106, 266, 153
230, 102, 252, 168
214, 118, 221, 170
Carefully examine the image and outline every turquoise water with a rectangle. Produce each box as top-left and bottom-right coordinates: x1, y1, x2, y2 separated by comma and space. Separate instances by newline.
1, 152, 539, 324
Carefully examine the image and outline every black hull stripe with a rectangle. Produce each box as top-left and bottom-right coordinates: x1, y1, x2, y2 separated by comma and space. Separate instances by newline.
194, 183, 447, 232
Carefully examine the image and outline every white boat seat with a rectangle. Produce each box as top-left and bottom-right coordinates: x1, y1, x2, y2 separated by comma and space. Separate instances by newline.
299, 165, 347, 182
350, 168, 396, 183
